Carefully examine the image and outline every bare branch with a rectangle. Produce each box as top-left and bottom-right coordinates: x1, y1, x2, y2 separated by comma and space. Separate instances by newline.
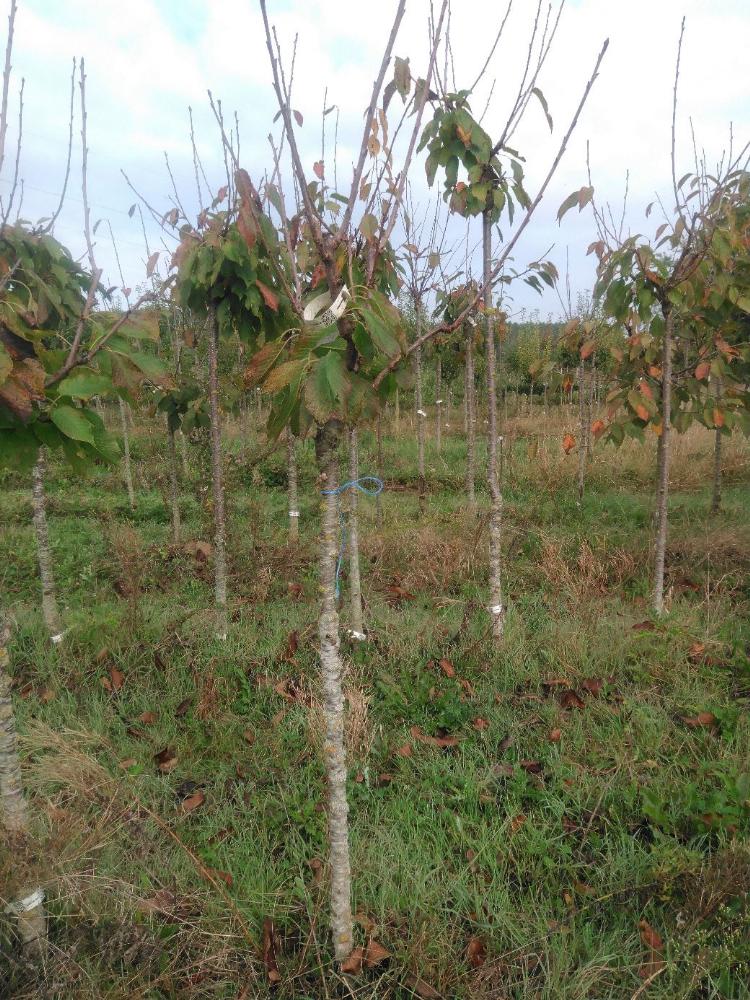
0, 0, 18, 179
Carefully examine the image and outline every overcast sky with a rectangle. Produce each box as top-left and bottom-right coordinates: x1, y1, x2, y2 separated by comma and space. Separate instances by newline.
3, 0, 749, 318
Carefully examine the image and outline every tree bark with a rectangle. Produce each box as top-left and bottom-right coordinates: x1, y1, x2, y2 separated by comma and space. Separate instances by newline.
435, 358, 442, 453
415, 338, 426, 516
31, 449, 62, 642
465, 328, 476, 511
166, 423, 181, 545
347, 427, 364, 639
208, 308, 228, 640
0, 617, 47, 953
315, 425, 353, 961
653, 311, 673, 616
483, 210, 504, 640
178, 429, 190, 479
118, 396, 136, 510
577, 363, 587, 502
375, 411, 384, 530
711, 377, 723, 515
287, 429, 300, 543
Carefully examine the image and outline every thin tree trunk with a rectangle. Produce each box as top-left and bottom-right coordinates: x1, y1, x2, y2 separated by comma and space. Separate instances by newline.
394, 388, 400, 430
415, 340, 426, 516
167, 423, 181, 545
435, 358, 442, 453
118, 396, 136, 510
348, 427, 364, 639
315, 427, 353, 962
653, 311, 673, 616
577, 363, 587, 502
287, 429, 300, 543
586, 362, 594, 459
0, 617, 47, 953
208, 308, 228, 640
710, 376, 723, 515
31, 449, 62, 642
179, 429, 189, 479
465, 330, 476, 511
483, 210, 504, 640
375, 411, 384, 530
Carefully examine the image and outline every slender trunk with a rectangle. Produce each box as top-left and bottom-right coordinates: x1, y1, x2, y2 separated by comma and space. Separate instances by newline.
586, 362, 594, 459
178, 429, 189, 479
0, 618, 47, 953
31, 450, 62, 642
167, 423, 181, 545
435, 358, 442, 453
347, 427, 364, 639
483, 211, 504, 640
465, 331, 476, 510
286, 429, 300, 542
463, 365, 469, 435
415, 339, 426, 516
653, 311, 673, 616
208, 309, 228, 640
375, 411, 384, 530
577, 363, 587, 502
394, 388, 400, 430
711, 377, 723, 515
315, 428, 353, 961
119, 396, 136, 510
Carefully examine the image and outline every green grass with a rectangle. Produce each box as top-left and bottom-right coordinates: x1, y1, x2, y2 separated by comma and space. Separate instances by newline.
1, 411, 749, 998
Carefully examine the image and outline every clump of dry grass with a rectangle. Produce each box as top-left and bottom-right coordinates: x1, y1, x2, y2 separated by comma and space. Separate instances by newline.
364, 523, 476, 594
537, 534, 639, 603
306, 677, 375, 766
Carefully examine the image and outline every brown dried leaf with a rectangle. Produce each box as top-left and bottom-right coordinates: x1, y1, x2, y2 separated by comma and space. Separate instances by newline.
438, 658, 455, 678
466, 936, 486, 968
175, 698, 192, 718
638, 919, 666, 980
558, 689, 585, 710
472, 717, 489, 731
243, 730, 256, 746
402, 973, 441, 998
262, 918, 282, 984
139, 711, 157, 725
410, 725, 461, 748
581, 677, 603, 696
679, 711, 718, 729
548, 728, 562, 743
179, 790, 205, 815
154, 747, 178, 773
510, 813, 527, 834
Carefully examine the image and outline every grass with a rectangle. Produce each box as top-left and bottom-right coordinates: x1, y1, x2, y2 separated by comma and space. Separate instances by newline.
1, 403, 749, 998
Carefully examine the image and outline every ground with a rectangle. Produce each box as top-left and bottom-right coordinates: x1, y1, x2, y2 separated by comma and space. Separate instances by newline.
1, 405, 749, 999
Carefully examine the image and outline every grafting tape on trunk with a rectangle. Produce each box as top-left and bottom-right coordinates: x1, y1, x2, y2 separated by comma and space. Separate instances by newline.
321, 477, 384, 599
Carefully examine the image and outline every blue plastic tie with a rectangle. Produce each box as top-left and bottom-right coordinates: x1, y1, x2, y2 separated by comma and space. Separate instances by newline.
320, 477, 384, 598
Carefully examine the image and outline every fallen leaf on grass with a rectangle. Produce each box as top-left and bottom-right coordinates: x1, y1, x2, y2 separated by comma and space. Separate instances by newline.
354, 911, 377, 933
520, 760, 543, 775
558, 689, 585, 710
402, 973, 441, 998
679, 711, 718, 729
137, 889, 178, 916
243, 730, 256, 746
548, 728, 562, 743
542, 677, 570, 691
386, 583, 416, 604
342, 940, 391, 973
438, 658, 455, 678
283, 630, 299, 662
466, 936, 486, 968
410, 725, 461, 748
175, 698, 192, 718
204, 867, 232, 887
37, 686, 56, 703
139, 711, 157, 725
154, 747, 178, 773
688, 641, 706, 662
510, 813, 527, 834
377, 773, 394, 786
395, 743, 413, 757
638, 919, 666, 979
262, 917, 282, 985
287, 582, 303, 600
95, 647, 110, 664
101, 666, 125, 693
581, 677, 603, 696
632, 620, 656, 632
179, 790, 205, 815
472, 717, 489, 731
119, 757, 137, 770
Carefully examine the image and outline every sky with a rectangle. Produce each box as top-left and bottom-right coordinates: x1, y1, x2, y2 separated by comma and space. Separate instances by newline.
2, 0, 749, 319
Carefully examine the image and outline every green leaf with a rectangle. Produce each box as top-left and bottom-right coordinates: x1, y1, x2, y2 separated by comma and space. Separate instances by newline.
360, 213, 378, 241
51, 404, 96, 445
321, 351, 348, 402
129, 352, 169, 382
361, 306, 400, 358
0, 342, 11, 384
262, 359, 308, 394
531, 87, 553, 131
57, 368, 112, 400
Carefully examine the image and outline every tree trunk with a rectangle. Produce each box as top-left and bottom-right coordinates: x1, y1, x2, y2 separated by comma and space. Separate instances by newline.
577, 363, 587, 502
315, 425, 353, 962
0, 617, 47, 954
208, 308, 228, 640
287, 429, 300, 543
415, 339, 426, 516
586, 362, 594, 459
465, 330, 476, 511
653, 310, 673, 616
118, 396, 136, 510
31, 449, 63, 643
394, 388, 400, 430
347, 427, 364, 639
435, 358, 442, 453
711, 378, 723, 515
178, 429, 190, 479
166, 423, 181, 545
375, 411, 384, 530
483, 210, 504, 640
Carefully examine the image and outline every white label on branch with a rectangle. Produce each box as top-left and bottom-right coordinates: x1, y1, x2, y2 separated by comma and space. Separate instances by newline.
7, 888, 45, 914
303, 285, 351, 325
489, 604, 504, 616
288, 510, 300, 517
435, 399, 443, 404
417, 409, 427, 417
347, 629, 366, 641
51, 631, 66, 644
